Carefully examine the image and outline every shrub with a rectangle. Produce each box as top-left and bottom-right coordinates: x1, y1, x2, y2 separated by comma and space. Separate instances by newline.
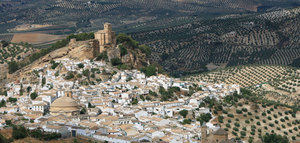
111, 58, 122, 66
30, 92, 38, 100
182, 119, 192, 124
12, 125, 28, 139
242, 108, 247, 112
267, 116, 272, 120
77, 63, 84, 69
262, 112, 266, 116
281, 124, 286, 128
261, 133, 289, 143
228, 119, 232, 123
280, 118, 285, 122
273, 114, 278, 118
263, 119, 266, 123
179, 110, 188, 118
248, 112, 252, 116
255, 116, 260, 119
233, 127, 239, 131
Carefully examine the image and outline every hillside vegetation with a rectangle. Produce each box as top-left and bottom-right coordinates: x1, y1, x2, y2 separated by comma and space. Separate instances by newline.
0, 41, 36, 64
208, 89, 300, 142
185, 65, 300, 105
130, 7, 300, 76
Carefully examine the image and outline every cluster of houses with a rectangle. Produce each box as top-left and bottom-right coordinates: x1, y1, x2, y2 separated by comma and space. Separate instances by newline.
0, 58, 240, 142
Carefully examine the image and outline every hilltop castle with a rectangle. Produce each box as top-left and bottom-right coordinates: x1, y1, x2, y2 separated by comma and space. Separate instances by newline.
94, 23, 116, 53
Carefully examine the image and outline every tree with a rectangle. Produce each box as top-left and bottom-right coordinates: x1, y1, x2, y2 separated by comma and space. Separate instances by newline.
88, 102, 95, 108
5, 120, 12, 126
80, 108, 86, 114
77, 63, 84, 69
0, 99, 6, 107
30, 92, 38, 100
27, 86, 32, 93
96, 51, 108, 61
50, 60, 59, 69
119, 45, 128, 57
42, 77, 46, 86
261, 133, 289, 143
0, 133, 9, 143
8, 97, 17, 103
1, 40, 9, 47
65, 72, 75, 80
12, 125, 28, 139
131, 98, 138, 105
111, 58, 122, 66
182, 119, 192, 124
8, 61, 19, 74
140, 64, 157, 77
179, 110, 188, 118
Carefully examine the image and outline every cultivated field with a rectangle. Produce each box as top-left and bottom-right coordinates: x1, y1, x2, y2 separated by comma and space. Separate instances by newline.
11, 33, 65, 45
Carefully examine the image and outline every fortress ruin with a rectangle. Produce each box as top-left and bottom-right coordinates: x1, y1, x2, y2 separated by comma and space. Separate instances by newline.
94, 23, 116, 53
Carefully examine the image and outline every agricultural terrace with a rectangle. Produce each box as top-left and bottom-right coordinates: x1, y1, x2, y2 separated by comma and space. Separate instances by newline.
186, 65, 300, 105
0, 41, 36, 64
206, 89, 299, 142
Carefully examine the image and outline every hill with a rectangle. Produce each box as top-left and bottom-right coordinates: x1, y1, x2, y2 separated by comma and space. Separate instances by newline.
130, 7, 300, 76
208, 89, 300, 142
185, 65, 300, 106
0, 41, 36, 65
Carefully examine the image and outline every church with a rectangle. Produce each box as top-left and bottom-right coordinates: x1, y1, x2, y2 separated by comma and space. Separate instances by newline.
49, 91, 80, 117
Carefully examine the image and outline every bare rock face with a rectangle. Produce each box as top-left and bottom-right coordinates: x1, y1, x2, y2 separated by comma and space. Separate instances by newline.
120, 49, 148, 69
107, 47, 121, 61
67, 42, 94, 60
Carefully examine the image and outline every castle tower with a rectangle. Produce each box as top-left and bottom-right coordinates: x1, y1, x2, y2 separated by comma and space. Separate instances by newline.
201, 123, 208, 143
94, 23, 116, 53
